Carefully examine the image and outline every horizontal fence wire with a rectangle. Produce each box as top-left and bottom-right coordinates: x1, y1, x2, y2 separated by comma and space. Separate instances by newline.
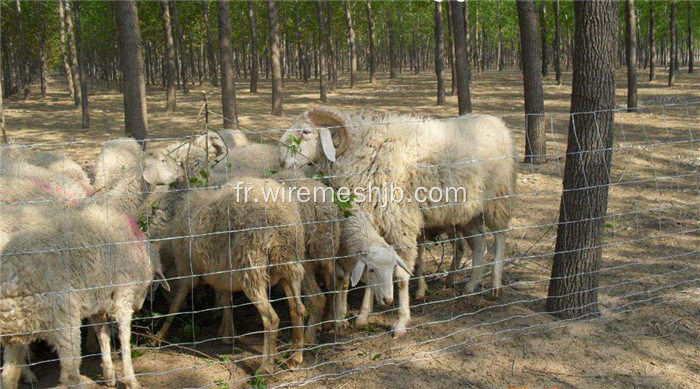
0, 101, 697, 388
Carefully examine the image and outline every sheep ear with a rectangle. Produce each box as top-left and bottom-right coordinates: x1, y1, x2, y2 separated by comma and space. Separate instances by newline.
394, 253, 413, 277
319, 128, 336, 162
153, 269, 171, 292
142, 164, 161, 185
351, 260, 366, 287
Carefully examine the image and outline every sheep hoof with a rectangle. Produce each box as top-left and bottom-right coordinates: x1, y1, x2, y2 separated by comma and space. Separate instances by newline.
304, 331, 318, 346
414, 289, 426, 300
322, 322, 334, 332
122, 378, 142, 389
354, 316, 369, 329
391, 326, 407, 339
256, 361, 276, 375
221, 337, 234, 345
334, 320, 350, 332
286, 351, 303, 370
102, 367, 116, 387
492, 288, 500, 299
21, 368, 38, 384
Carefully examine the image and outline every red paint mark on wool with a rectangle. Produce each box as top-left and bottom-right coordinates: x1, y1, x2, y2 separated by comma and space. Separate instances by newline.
126, 214, 146, 244
32, 180, 53, 191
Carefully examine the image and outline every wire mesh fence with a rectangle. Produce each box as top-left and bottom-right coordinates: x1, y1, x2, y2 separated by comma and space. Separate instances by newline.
0, 102, 698, 388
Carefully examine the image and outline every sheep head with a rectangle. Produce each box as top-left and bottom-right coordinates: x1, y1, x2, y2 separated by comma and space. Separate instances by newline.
278, 106, 354, 169
351, 246, 413, 307
141, 150, 183, 186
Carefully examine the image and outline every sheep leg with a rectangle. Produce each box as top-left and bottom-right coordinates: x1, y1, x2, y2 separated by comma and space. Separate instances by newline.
1, 346, 26, 389
89, 315, 116, 387
280, 278, 305, 368
320, 269, 336, 330
354, 288, 373, 329
445, 231, 466, 286
114, 305, 141, 389
243, 286, 279, 375
492, 231, 506, 298
414, 241, 429, 299
330, 274, 350, 332
217, 292, 235, 344
301, 270, 326, 345
153, 277, 193, 344
464, 233, 486, 295
52, 314, 95, 389
392, 266, 411, 339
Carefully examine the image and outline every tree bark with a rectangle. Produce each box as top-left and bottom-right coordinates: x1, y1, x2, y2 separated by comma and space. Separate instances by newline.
366, 0, 377, 84
554, 0, 562, 85
40, 43, 47, 98
625, 0, 638, 111
496, 1, 504, 71
267, 0, 283, 116
116, 0, 149, 142
446, 3, 456, 95
15, 0, 29, 99
668, 1, 676, 86
217, 0, 238, 127
435, 1, 445, 106
539, 1, 549, 77
162, 0, 177, 112
546, 0, 618, 320
326, 2, 337, 88
73, 1, 90, 128
0, 5, 5, 143
315, 0, 328, 102
58, 0, 75, 98
450, 0, 472, 114
171, 2, 189, 94
649, 5, 655, 81
65, 0, 81, 106
344, 0, 358, 88
204, 1, 218, 87
248, 0, 259, 93
389, 10, 397, 79
517, 0, 547, 164
688, 1, 693, 74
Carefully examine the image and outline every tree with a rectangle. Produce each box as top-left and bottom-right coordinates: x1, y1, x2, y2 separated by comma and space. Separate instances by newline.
316, 0, 327, 102
57, 0, 75, 98
517, 0, 546, 164
496, 1, 504, 72
434, 1, 445, 106
203, 1, 218, 87
688, 1, 693, 74
15, 0, 29, 99
248, 0, 259, 93
116, 0, 148, 142
162, 0, 177, 112
625, 0, 637, 111
539, 1, 549, 77
345, 0, 358, 88
217, 0, 238, 127
389, 9, 397, 79
0, 5, 4, 144
366, 0, 377, 84
267, 0, 283, 116
170, 2, 188, 94
73, 1, 89, 128
450, 0, 471, 114
554, 0, 562, 85
648, 4, 655, 81
64, 0, 81, 107
546, 0, 619, 320
668, 0, 677, 86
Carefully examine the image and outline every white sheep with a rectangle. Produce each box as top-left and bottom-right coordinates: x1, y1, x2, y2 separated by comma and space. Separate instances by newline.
153, 178, 306, 373
92, 137, 143, 192
0, 158, 91, 201
278, 107, 517, 337
218, 129, 252, 148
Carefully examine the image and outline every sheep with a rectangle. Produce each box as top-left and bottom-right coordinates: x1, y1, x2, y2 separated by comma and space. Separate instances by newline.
0, 147, 92, 195
278, 107, 517, 337
0, 158, 91, 201
218, 129, 252, 148
153, 178, 306, 373
0, 202, 170, 389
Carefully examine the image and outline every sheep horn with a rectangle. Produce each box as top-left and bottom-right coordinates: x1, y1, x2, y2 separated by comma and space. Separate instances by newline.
306, 106, 352, 158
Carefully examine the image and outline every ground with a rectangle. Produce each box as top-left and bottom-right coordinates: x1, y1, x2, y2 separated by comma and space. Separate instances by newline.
2, 66, 699, 389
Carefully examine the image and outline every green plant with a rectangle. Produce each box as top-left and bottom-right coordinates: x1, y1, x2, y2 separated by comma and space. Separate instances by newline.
131, 349, 143, 359
189, 169, 209, 187
264, 169, 277, 178
249, 372, 268, 389
334, 192, 356, 217
214, 379, 230, 389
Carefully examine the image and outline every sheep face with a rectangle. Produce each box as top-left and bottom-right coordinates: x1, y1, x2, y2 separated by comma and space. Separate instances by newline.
351, 247, 410, 307
141, 151, 183, 186
278, 126, 335, 169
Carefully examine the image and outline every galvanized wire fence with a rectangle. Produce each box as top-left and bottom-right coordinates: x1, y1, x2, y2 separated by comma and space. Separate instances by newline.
0, 102, 698, 388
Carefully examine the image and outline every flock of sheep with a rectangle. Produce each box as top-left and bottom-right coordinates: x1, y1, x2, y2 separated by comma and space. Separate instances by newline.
0, 106, 517, 388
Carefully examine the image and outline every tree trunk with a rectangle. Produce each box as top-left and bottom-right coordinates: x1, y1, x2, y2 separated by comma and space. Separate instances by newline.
496, 1, 503, 71
447, 3, 456, 96
204, 1, 218, 87
649, 5, 655, 81
344, 0, 358, 88
116, 0, 148, 142
435, 1, 445, 106
162, 0, 177, 112
517, 0, 546, 164
171, 2, 189, 94
326, 2, 338, 88
450, 0, 472, 114
554, 0, 562, 85
217, 0, 238, 127
668, 1, 676, 86
316, 0, 327, 102
248, 0, 259, 93
366, 0, 377, 84
539, 1, 549, 77
73, 1, 90, 128
389, 10, 397, 79
15, 0, 29, 99
65, 0, 81, 106
546, 0, 618, 320
268, 0, 283, 116
688, 1, 693, 73
625, 0, 638, 111
0, 5, 5, 143
58, 0, 75, 98
464, 0, 471, 84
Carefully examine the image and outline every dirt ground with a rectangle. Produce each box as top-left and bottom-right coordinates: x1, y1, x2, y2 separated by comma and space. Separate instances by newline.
3, 66, 700, 389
